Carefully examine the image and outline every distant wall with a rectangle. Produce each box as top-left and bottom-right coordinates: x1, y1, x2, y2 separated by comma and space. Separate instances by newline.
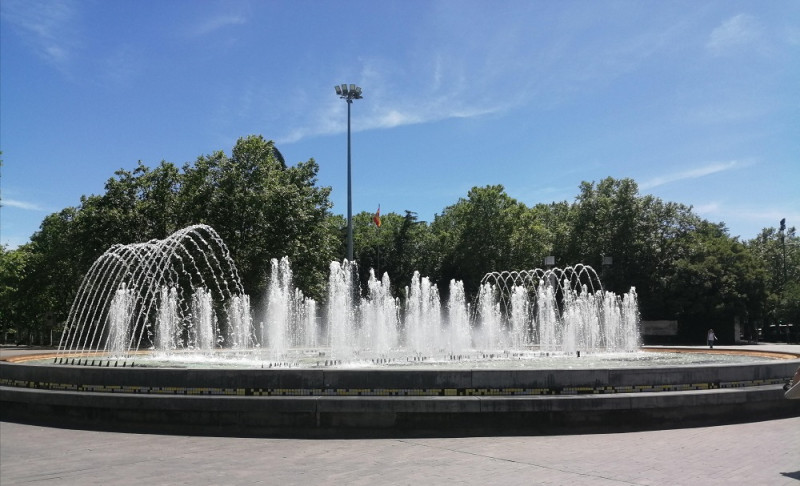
640, 320, 678, 345
641, 320, 678, 336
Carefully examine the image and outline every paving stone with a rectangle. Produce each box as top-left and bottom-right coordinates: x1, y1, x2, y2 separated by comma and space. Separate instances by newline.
3, 344, 798, 485
2, 417, 798, 485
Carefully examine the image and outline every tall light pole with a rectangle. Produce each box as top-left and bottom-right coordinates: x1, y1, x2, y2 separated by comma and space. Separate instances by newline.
334, 83, 363, 262
780, 218, 787, 292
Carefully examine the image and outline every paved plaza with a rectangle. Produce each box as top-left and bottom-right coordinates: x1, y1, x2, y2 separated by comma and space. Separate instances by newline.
2, 416, 799, 485
3, 344, 799, 485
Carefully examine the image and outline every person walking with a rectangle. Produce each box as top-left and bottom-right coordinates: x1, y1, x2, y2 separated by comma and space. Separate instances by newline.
707, 329, 717, 349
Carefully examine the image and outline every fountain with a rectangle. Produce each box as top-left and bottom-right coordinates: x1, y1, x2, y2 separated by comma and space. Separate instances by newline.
2, 224, 798, 436
53, 225, 641, 367
57, 225, 246, 359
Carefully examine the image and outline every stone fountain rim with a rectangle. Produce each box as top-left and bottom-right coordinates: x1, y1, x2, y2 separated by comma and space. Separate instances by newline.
2, 346, 798, 437
3, 346, 799, 366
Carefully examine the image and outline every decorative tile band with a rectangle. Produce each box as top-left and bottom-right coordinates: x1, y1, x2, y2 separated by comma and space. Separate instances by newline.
0, 377, 787, 397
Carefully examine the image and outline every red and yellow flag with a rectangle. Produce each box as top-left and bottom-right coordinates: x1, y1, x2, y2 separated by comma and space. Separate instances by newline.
373, 205, 381, 227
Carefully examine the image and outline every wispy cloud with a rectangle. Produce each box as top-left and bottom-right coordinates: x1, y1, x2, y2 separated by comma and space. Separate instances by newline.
692, 204, 800, 237
275, 34, 530, 145
640, 161, 745, 190
693, 202, 721, 214
185, 13, 247, 37
738, 208, 800, 224
686, 103, 771, 125
2, 198, 47, 211
706, 14, 762, 55
272, 4, 694, 145
277, 89, 506, 145
1, 0, 80, 71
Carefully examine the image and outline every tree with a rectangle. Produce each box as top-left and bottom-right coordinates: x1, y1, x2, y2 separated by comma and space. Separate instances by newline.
9, 135, 338, 342
747, 224, 800, 339
431, 185, 525, 294
567, 178, 645, 291
135, 161, 182, 239
532, 201, 573, 267
670, 222, 767, 342
0, 245, 31, 341
7, 142, 789, 348
353, 210, 432, 293
176, 135, 338, 300
629, 197, 699, 320
20, 208, 85, 342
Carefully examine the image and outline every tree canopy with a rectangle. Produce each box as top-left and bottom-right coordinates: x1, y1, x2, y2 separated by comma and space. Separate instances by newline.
2, 138, 796, 345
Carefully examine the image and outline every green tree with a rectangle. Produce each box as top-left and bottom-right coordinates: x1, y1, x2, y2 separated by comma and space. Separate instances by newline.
747, 224, 800, 339
558, 177, 714, 326
670, 221, 767, 342
177, 135, 337, 299
0, 245, 31, 342
633, 198, 700, 320
431, 185, 525, 293
135, 161, 182, 239
508, 205, 550, 271
567, 178, 645, 291
7, 140, 787, 348
20, 208, 85, 342
11, 135, 338, 341
532, 201, 574, 267
353, 210, 432, 293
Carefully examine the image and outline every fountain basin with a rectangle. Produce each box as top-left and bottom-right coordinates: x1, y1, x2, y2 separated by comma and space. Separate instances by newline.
2, 348, 799, 437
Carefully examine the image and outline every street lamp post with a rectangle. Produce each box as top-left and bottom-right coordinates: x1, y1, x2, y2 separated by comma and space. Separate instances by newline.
335, 83, 363, 262
780, 218, 787, 290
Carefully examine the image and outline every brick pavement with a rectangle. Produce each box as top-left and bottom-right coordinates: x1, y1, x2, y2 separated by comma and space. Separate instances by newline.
2, 417, 798, 485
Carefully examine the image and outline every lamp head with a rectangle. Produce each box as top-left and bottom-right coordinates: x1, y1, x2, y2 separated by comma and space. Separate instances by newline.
335, 83, 363, 100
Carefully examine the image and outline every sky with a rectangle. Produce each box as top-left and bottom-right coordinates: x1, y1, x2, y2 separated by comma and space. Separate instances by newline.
1, 0, 798, 250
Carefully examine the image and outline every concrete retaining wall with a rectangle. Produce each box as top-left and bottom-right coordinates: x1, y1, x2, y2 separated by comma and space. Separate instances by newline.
3, 360, 799, 390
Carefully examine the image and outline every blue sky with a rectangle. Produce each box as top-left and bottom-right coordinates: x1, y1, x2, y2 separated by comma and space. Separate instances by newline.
1, 0, 798, 249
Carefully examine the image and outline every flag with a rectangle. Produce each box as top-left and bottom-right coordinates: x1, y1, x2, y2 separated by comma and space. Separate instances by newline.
373, 205, 381, 227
